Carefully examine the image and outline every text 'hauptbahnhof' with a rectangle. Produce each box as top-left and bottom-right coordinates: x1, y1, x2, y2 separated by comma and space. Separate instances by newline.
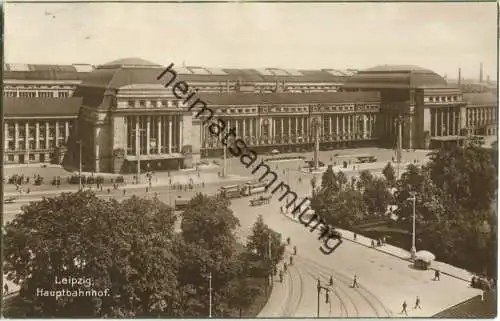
4, 58, 498, 173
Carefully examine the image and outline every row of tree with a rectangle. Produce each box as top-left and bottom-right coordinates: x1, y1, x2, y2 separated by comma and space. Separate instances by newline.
310, 145, 497, 278
3, 192, 285, 317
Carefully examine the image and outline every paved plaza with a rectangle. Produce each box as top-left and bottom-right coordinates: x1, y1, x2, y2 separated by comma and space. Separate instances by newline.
2, 147, 484, 315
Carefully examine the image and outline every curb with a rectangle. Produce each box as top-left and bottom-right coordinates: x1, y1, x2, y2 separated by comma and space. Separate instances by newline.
280, 212, 472, 284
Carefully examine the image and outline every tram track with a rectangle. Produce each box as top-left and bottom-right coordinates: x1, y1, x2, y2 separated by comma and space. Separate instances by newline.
295, 254, 392, 317
300, 265, 351, 317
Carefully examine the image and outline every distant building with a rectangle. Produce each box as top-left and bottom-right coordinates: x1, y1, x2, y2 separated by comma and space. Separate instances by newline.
3, 58, 498, 172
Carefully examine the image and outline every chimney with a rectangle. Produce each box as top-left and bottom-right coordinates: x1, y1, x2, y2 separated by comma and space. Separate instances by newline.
480, 62, 484, 83
458, 67, 462, 86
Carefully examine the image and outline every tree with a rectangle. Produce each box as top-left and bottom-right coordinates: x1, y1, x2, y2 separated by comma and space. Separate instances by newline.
382, 162, 396, 186
3, 192, 180, 317
225, 278, 260, 317
246, 215, 285, 265
363, 177, 391, 217
393, 146, 498, 278
426, 145, 497, 211
177, 193, 242, 317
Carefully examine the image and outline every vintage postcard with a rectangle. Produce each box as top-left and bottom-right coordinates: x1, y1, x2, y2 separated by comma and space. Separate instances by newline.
1, 1, 497, 318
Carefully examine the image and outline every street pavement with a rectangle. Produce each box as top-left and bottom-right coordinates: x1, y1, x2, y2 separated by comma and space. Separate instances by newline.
2, 147, 478, 316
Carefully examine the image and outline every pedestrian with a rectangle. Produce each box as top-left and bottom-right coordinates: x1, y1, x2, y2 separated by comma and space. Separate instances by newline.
352, 274, 359, 288
353, 233, 357, 241
289, 256, 293, 265
329, 276, 334, 286
123, 189, 126, 196
280, 206, 283, 214
284, 262, 287, 272
434, 270, 440, 281
286, 237, 291, 245
383, 236, 387, 245
401, 301, 408, 315
371, 239, 375, 247
3, 283, 8, 295
107, 188, 110, 194
414, 296, 421, 309
293, 246, 297, 255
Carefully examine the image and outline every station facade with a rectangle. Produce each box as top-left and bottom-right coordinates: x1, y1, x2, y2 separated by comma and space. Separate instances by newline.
3, 58, 498, 173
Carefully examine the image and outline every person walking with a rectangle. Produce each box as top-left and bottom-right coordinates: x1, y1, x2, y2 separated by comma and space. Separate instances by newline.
286, 237, 291, 245
352, 274, 359, 288
329, 276, 334, 286
414, 296, 422, 309
353, 233, 357, 241
289, 255, 293, 265
3, 283, 9, 295
293, 246, 297, 255
283, 262, 287, 272
434, 270, 440, 281
401, 301, 408, 316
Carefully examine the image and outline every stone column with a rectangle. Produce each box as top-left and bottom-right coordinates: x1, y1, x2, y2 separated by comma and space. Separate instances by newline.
45, 122, 49, 149
157, 117, 162, 154
336, 115, 339, 136
179, 117, 183, 152
329, 116, 332, 136
55, 121, 60, 147
280, 118, 284, 138
243, 119, 247, 139
25, 123, 29, 161
65, 121, 69, 141
14, 122, 19, 149
4, 124, 8, 152
434, 110, 438, 137
146, 116, 151, 154
168, 117, 173, 154
288, 117, 291, 138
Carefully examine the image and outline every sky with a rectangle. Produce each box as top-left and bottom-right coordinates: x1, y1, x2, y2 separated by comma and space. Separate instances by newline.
4, 1, 498, 80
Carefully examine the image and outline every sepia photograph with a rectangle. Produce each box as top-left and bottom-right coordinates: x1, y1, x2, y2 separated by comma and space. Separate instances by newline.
1, 1, 498, 318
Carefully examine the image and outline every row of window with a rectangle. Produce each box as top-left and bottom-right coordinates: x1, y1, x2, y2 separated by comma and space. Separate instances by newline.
4, 91, 71, 98
5, 138, 64, 151
426, 95, 461, 103
5, 122, 71, 140
126, 100, 182, 108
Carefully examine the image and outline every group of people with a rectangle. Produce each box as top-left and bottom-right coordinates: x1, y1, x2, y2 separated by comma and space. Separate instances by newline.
278, 238, 297, 284
400, 296, 422, 316
371, 236, 387, 248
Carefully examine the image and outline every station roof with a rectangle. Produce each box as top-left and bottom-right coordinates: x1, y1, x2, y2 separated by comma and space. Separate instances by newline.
14, 57, 357, 89
4, 63, 94, 81
463, 92, 498, 106
342, 65, 448, 89
4, 97, 82, 117
198, 91, 381, 106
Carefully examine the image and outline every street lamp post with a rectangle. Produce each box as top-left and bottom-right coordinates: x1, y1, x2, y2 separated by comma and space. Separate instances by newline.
77, 140, 83, 191
407, 193, 417, 258
316, 279, 330, 318
132, 127, 146, 184
208, 272, 213, 318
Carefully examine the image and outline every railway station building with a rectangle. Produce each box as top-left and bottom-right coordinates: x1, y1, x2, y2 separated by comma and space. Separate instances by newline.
3, 58, 497, 173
